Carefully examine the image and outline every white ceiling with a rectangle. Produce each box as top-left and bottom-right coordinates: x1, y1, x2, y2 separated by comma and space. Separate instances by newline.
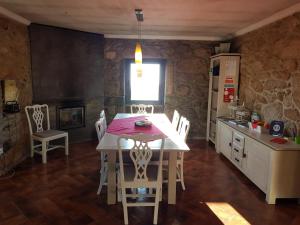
0, 0, 299, 40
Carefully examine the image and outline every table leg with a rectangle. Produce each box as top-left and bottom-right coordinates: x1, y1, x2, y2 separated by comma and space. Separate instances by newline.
168, 152, 177, 204
107, 151, 116, 205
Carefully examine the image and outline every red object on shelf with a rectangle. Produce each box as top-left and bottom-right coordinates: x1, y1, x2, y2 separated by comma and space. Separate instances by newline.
264, 122, 270, 129
224, 77, 235, 102
252, 122, 258, 129
270, 137, 288, 144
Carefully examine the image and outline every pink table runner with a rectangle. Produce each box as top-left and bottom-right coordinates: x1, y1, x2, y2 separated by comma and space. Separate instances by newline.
107, 116, 166, 137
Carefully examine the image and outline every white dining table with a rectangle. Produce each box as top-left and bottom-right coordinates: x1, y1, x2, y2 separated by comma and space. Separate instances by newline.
96, 113, 190, 205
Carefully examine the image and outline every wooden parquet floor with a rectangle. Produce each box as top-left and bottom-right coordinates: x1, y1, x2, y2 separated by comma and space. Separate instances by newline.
0, 140, 299, 225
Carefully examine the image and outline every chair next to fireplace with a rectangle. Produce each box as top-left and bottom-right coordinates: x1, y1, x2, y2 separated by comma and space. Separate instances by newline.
25, 104, 69, 164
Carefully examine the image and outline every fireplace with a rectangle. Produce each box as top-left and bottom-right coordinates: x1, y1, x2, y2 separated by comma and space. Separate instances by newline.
57, 102, 85, 130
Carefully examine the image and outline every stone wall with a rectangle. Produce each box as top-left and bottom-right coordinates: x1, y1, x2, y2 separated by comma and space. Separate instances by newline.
29, 24, 104, 143
232, 13, 300, 133
0, 16, 32, 174
104, 39, 215, 138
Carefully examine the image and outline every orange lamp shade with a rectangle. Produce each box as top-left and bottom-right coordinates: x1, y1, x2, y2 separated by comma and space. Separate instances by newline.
135, 42, 142, 64
135, 42, 143, 77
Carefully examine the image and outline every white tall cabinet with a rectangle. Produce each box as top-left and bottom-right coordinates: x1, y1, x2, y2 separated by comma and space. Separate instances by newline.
206, 53, 241, 143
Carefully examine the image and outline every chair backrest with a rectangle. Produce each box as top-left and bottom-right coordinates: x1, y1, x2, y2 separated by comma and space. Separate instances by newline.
171, 110, 180, 130
177, 116, 190, 142
100, 109, 105, 119
25, 104, 50, 135
95, 111, 107, 143
130, 104, 154, 114
99, 109, 107, 129
118, 134, 165, 185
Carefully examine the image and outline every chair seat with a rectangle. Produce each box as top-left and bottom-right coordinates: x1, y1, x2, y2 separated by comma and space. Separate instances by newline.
33, 130, 67, 138
123, 165, 159, 182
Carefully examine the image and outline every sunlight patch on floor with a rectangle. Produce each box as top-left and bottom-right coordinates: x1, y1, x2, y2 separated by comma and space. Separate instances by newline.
206, 202, 251, 225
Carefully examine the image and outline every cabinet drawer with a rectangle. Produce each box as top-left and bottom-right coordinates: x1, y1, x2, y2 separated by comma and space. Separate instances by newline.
232, 151, 242, 168
232, 143, 243, 157
233, 132, 245, 148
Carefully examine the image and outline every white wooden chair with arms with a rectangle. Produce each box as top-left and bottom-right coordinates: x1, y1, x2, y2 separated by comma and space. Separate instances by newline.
25, 104, 68, 164
117, 134, 165, 225
130, 104, 154, 114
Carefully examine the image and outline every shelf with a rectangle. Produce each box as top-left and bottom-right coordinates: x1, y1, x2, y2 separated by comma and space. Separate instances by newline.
210, 53, 241, 59
207, 53, 240, 147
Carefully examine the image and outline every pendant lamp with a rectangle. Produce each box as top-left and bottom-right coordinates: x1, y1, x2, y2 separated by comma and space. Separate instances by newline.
135, 9, 143, 77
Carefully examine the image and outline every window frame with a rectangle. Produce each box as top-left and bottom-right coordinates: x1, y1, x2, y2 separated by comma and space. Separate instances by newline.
124, 58, 166, 105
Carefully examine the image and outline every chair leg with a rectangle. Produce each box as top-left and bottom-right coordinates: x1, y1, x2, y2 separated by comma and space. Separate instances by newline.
153, 185, 160, 225
180, 164, 186, 191
42, 141, 47, 164
30, 138, 34, 158
65, 135, 69, 156
97, 164, 108, 195
176, 166, 180, 179
159, 182, 163, 202
117, 188, 121, 202
117, 174, 121, 202
97, 169, 104, 195
121, 187, 129, 225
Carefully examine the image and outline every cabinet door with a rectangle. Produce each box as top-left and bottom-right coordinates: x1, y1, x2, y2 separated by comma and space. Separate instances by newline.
217, 122, 232, 160
244, 138, 270, 193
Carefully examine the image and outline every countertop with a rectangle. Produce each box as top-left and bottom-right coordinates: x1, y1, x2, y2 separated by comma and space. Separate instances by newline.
218, 118, 300, 151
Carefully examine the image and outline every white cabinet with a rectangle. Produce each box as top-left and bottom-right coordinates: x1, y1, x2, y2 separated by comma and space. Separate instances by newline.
216, 122, 232, 160
216, 119, 300, 204
244, 138, 269, 192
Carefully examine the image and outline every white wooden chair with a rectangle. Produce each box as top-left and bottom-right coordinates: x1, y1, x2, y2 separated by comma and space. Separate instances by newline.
117, 134, 165, 225
95, 110, 108, 195
171, 110, 180, 130
176, 116, 190, 190
151, 116, 190, 190
25, 104, 68, 164
130, 104, 154, 114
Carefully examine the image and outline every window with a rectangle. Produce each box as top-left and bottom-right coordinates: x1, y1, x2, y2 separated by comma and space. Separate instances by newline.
124, 59, 166, 105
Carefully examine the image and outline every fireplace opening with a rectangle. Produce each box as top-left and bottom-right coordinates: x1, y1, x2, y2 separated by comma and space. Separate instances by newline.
57, 102, 85, 130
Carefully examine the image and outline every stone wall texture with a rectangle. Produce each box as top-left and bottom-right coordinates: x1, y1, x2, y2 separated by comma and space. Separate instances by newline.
29, 24, 105, 143
0, 16, 32, 174
232, 13, 300, 133
104, 39, 215, 138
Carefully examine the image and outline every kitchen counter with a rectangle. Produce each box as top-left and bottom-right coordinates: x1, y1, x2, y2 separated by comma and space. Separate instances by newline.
218, 118, 300, 151
216, 118, 300, 204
